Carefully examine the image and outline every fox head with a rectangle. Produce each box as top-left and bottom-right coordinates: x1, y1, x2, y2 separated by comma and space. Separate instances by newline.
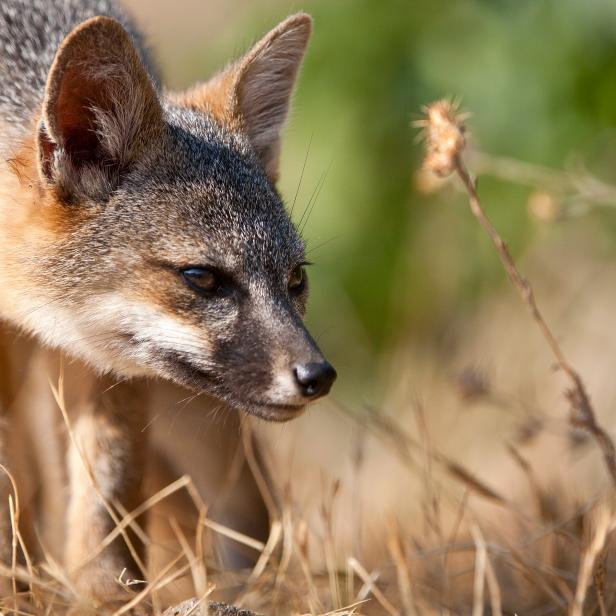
9, 13, 336, 420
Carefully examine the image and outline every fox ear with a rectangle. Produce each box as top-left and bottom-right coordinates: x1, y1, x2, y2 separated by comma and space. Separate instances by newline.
233, 14, 312, 181
38, 16, 162, 201
177, 14, 312, 183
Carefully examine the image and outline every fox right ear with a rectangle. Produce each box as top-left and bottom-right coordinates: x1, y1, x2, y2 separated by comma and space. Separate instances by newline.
38, 16, 162, 202
232, 14, 312, 183
175, 14, 312, 184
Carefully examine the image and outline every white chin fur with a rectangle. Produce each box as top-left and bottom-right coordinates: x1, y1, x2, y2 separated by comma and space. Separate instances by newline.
265, 363, 305, 407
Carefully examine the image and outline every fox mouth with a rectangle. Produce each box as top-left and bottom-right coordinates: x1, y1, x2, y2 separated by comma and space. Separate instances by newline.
243, 399, 307, 422
160, 352, 306, 422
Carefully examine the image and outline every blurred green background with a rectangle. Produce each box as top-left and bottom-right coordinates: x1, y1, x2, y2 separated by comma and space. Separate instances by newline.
126, 0, 616, 400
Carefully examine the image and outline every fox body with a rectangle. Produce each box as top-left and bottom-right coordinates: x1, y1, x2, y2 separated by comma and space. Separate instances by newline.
0, 0, 335, 611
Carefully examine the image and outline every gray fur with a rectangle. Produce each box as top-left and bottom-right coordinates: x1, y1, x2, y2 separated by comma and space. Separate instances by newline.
0, 0, 333, 420
0, 0, 156, 150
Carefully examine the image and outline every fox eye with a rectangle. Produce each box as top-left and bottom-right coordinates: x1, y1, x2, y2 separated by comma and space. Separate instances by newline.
181, 267, 220, 294
288, 265, 306, 294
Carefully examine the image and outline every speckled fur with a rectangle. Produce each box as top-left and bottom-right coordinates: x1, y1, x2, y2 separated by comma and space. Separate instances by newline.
0, 0, 323, 420
0, 0, 155, 151
0, 0, 325, 610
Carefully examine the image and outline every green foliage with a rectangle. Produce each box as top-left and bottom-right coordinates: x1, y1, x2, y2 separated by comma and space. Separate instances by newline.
165, 0, 616, 395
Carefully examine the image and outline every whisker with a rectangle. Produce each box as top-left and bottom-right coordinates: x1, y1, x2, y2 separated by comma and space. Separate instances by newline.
305, 234, 342, 257
291, 133, 313, 218
141, 411, 162, 433
300, 157, 334, 235
174, 390, 206, 407
100, 377, 132, 395
297, 171, 324, 231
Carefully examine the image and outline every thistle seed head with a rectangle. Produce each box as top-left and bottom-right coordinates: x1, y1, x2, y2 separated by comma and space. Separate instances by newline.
415, 99, 467, 177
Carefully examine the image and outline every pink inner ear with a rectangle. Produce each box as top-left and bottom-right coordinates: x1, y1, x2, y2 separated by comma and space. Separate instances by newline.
54, 68, 108, 166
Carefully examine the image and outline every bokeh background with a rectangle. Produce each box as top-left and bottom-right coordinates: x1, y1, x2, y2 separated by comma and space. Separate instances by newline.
125, 0, 616, 406
5, 2, 616, 613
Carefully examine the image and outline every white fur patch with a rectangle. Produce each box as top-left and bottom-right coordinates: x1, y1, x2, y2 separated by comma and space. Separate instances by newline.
6, 291, 213, 377
266, 364, 304, 406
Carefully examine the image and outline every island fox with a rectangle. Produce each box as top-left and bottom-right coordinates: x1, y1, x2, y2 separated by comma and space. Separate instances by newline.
0, 0, 336, 611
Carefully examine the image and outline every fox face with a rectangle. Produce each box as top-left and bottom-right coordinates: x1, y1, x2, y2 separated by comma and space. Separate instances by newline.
11, 14, 336, 420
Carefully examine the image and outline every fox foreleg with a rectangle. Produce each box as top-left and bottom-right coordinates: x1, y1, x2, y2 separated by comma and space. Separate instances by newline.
65, 379, 149, 612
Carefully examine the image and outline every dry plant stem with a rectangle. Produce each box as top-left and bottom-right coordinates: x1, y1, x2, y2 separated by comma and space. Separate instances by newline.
471, 524, 502, 616
386, 526, 417, 616
113, 552, 189, 616
348, 557, 399, 616
571, 512, 614, 616
8, 495, 17, 614
470, 525, 486, 616
453, 154, 616, 488
472, 151, 616, 211
84, 476, 192, 568
0, 463, 36, 602
169, 517, 207, 616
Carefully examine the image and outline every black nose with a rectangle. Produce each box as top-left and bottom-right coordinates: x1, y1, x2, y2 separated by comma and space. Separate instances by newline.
294, 361, 337, 399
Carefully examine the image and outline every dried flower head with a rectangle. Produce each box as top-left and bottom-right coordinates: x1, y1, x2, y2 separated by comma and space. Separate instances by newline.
415, 99, 468, 177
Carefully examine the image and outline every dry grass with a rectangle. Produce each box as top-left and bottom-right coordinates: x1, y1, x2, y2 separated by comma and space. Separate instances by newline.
4, 384, 616, 614
3, 103, 616, 615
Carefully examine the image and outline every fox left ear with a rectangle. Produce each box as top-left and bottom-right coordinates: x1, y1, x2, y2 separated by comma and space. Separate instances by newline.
177, 14, 312, 183
38, 16, 163, 202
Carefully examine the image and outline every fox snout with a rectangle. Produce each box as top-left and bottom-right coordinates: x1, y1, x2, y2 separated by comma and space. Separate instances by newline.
294, 360, 337, 400
281, 327, 337, 403
244, 319, 337, 420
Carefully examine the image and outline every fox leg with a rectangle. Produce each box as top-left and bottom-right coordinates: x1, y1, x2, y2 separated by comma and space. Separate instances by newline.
65, 378, 149, 612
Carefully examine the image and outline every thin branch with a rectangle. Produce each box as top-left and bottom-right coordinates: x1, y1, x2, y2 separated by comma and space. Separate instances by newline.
571, 511, 614, 616
453, 156, 616, 487
417, 99, 616, 489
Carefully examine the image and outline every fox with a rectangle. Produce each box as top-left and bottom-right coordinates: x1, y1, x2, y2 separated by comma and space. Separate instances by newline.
0, 0, 336, 612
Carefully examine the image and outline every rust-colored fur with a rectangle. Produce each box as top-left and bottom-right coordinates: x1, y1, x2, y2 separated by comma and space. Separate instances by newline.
0, 2, 326, 612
